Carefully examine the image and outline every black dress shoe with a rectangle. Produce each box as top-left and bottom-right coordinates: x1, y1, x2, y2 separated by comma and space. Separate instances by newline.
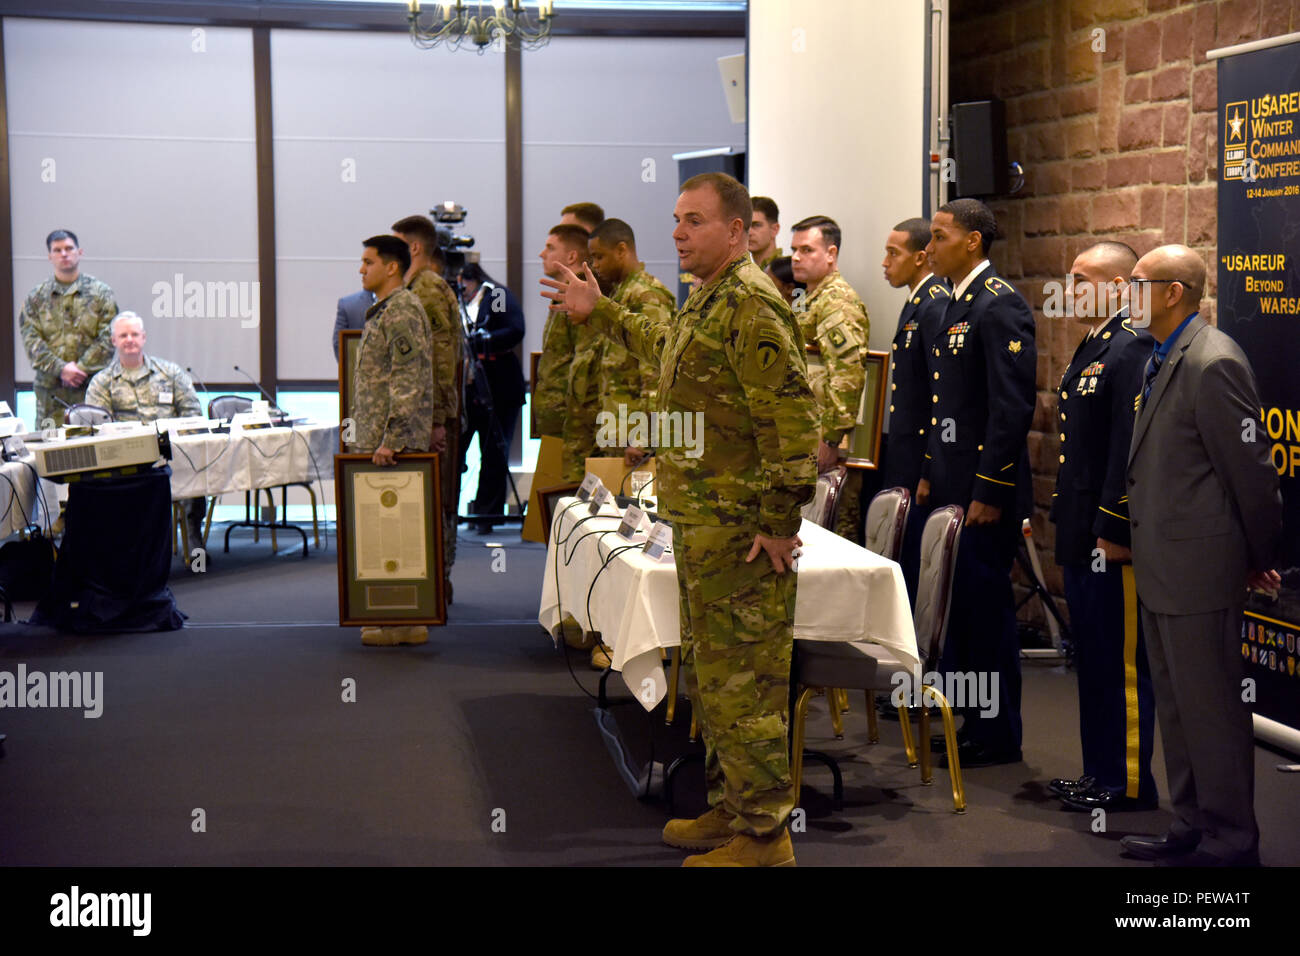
936, 740, 1021, 769
1155, 848, 1260, 868
1060, 785, 1157, 812
1119, 832, 1200, 860
474, 521, 496, 535
1048, 775, 1096, 798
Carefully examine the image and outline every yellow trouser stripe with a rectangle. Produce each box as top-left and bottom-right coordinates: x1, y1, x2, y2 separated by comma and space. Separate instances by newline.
1122, 565, 1140, 798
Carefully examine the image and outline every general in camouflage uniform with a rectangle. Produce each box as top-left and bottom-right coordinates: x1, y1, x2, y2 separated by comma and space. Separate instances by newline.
550, 175, 817, 865
20, 251, 118, 428
407, 265, 464, 594
351, 288, 435, 456
595, 266, 674, 435
800, 269, 870, 541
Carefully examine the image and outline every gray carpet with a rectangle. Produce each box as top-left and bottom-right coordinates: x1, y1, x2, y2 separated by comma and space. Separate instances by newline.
0, 524, 1296, 867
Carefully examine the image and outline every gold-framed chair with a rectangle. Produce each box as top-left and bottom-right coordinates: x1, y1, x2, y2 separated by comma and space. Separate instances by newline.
790, 504, 968, 813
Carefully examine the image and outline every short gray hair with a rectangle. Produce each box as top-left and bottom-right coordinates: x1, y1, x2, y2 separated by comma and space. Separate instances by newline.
110, 311, 144, 335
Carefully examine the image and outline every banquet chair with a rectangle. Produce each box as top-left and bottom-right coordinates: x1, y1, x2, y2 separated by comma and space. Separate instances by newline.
851, 486, 912, 740
802, 465, 848, 531
65, 403, 112, 426
206, 394, 319, 549
790, 504, 967, 813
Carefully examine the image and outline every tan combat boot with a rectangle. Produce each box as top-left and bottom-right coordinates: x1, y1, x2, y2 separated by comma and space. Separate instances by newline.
662, 806, 736, 850
589, 642, 612, 670
681, 830, 796, 867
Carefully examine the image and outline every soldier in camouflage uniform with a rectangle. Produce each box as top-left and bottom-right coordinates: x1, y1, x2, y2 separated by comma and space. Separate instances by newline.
587, 218, 675, 463
749, 196, 783, 270
352, 236, 435, 647
83, 311, 206, 540
536, 224, 602, 482
791, 215, 871, 543
394, 216, 464, 604
19, 229, 118, 428
544, 173, 818, 867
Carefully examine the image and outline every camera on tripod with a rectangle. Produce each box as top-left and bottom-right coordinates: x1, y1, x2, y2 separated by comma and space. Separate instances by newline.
430, 201, 477, 279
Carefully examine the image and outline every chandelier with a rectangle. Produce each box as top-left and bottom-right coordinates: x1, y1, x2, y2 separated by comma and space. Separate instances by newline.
407, 1, 556, 53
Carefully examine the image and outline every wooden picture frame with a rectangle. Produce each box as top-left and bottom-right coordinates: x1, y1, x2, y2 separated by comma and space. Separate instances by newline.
805, 345, 888, 471
338, 329, 363, 452
335, 452, 446, 626
535, 482, 581, 545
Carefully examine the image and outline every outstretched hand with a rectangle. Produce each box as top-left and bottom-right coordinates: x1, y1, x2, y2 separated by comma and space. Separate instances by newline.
540, 262, 601, 323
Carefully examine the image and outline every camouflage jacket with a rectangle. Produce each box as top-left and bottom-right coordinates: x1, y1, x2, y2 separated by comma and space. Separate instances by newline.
756, 246, 784, 270
597, 267, 675, 423
351, 288, 434, 453
19, 274, 118, 387
84, 354, 202, 422
798, 270, 870, 443
587, 255, 817, 536
535, 309, 574, 438
407, 268, 462, 424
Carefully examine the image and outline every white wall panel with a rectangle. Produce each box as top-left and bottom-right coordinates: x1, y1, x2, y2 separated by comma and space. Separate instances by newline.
7, 18, 259, 384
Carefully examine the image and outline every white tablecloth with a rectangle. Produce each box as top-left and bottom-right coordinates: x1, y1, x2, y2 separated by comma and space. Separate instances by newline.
167, 423, 337, 499
0, 460, 58, 539
538, 498, 918, 710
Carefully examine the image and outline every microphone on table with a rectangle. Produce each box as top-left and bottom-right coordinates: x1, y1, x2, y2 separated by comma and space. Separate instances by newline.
232, 365, 289, 422
186, 366, 211, 405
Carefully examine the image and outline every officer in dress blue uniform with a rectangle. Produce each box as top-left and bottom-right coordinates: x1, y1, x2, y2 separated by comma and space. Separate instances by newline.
881, 217, 950, 601
1047, 241, 1158, 811
917, 199, 1036, 767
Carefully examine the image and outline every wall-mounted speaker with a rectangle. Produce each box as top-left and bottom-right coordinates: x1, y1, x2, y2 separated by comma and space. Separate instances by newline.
951, 99, 1008, 198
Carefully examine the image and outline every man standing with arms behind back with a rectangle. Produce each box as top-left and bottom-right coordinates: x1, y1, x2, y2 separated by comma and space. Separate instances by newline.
920, 199, 1037, 767
1121, 244, 1281, 867
790, 214, 870, 542
20, 229, 118, 428
544, 173, 819, 867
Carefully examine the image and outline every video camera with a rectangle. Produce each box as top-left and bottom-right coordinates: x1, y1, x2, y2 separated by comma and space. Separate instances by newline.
430, 201, 477, 279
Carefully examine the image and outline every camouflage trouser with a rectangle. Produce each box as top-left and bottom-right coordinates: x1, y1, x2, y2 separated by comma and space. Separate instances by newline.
674, 522, 796, 836
833, 468, 863, 544
441, 420, 460, 580
34, 383, 87, 429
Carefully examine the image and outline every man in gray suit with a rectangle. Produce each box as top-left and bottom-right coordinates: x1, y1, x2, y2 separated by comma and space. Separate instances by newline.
1122, 244, 1282, 867
332, 289, 375, 360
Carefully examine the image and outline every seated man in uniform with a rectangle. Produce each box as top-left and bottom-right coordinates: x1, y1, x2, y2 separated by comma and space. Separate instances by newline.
84, 311, 205, 541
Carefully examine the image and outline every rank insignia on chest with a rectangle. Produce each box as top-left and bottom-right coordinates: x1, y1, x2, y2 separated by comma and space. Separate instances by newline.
1008, 340, 1022, 354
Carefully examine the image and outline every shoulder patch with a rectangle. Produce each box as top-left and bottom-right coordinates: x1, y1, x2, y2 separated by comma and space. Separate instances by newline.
929, 284, 949, 299
394, 335, 412, 356
742, 319, 789, 388
984, 276, 1013, 296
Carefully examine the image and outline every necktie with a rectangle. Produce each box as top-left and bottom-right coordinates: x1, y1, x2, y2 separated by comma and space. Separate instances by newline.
1141, 348, 1163, 407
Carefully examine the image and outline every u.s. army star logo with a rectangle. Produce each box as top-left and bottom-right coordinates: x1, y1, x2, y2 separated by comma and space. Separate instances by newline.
756, 334, 781, 372
1008, 340, 1022, 354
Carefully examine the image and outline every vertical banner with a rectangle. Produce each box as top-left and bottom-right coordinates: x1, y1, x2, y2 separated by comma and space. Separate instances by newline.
1216, 36, 1300, 732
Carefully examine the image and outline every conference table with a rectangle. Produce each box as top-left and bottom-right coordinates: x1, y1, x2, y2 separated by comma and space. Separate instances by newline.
165, 421, 338, 555
538, 497, 919, 711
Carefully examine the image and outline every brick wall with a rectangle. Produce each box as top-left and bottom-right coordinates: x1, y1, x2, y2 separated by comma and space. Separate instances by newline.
948, 0, 1300, 619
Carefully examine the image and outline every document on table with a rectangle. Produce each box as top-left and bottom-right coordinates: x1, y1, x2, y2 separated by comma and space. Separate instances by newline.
353, 471, 426, 580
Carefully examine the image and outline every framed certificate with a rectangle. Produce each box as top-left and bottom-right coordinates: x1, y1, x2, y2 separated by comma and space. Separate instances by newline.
338, 329, 363, 452
535, 482, 582, 544
804, 346, 888, 471
335, 453, 446, 626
